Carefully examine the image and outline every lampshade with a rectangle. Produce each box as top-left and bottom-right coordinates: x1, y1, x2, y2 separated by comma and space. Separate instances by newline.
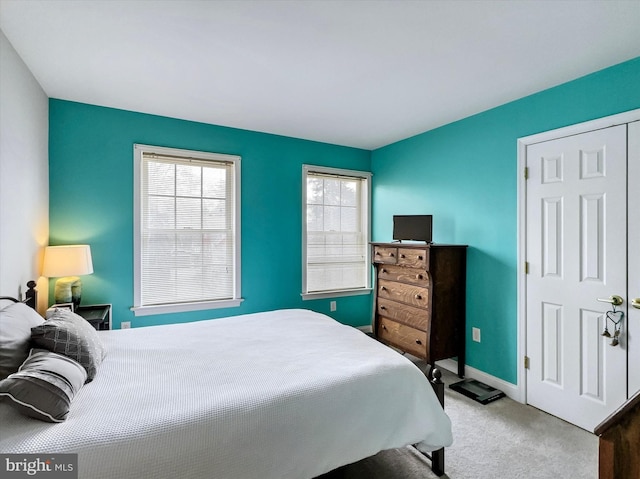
42, 245, 93, 309
42, 245, 93, 277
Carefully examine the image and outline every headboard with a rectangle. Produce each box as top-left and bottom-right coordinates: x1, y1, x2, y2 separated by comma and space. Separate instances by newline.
0, 280, 37, 309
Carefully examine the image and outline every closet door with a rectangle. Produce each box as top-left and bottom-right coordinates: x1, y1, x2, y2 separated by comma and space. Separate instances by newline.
628, 120, 640, 397
526, 125, 628, 431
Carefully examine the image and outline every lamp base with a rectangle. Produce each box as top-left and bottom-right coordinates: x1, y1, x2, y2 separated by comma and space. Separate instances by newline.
54, 276, 83, 311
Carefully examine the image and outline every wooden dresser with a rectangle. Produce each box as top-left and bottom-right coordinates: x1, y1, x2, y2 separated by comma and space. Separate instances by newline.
371, 242, 467, 377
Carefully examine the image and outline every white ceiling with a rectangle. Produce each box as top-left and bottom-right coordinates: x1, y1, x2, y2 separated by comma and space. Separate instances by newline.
2, 0, 639, 150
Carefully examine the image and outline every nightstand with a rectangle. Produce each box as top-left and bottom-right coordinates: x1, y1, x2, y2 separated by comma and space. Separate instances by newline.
75, 304, 112, 330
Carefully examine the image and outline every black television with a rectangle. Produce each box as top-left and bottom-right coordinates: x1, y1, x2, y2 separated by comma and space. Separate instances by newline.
393, 215, 433, 243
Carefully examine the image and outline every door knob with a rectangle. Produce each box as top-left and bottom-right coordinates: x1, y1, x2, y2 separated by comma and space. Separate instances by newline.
597, 295, 623, 306
632, 298, 640, 310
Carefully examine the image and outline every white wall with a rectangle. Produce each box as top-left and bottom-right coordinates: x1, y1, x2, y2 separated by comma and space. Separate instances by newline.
0, 30, 49, 310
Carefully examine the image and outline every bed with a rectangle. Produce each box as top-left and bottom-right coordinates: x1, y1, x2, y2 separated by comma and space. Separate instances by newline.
0, 285, 451, 478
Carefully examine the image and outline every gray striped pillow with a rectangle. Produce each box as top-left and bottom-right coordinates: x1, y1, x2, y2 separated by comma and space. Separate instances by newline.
0, 348, 87, 422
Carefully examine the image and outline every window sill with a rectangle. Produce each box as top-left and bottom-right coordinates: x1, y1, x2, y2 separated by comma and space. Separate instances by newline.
301, 288, 372, 301
131, 298, 244, 316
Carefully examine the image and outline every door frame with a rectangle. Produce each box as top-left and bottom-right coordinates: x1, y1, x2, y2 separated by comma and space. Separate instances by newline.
516, 108, 640, 404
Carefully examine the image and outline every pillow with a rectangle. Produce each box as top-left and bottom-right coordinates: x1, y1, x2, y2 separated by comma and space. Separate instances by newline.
0, 348, 87, 422
0, 302, 45, 380
31, 308, 106, 382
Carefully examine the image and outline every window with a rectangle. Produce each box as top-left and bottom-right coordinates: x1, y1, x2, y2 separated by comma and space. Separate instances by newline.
132, 144, 242, 316
302, 165, 372, 299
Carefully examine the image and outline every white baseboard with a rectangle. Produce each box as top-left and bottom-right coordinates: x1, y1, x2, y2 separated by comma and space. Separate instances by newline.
436, 359, 521, 402
356, 325, 523, 402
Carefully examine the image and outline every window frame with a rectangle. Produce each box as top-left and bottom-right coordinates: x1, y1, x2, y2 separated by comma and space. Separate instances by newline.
301, 164, 372, 300
132, 144, 242, 316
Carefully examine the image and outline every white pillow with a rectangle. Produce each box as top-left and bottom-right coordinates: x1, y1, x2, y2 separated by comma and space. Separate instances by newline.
0, 302, 44, 380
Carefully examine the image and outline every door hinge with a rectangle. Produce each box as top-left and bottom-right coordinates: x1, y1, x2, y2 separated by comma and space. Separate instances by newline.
524, 167, 529, 180
524, 356, 530, 369
525, 262, 529, 274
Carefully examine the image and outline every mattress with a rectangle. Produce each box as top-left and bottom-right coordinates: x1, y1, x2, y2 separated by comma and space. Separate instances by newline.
0, 309, 452, 479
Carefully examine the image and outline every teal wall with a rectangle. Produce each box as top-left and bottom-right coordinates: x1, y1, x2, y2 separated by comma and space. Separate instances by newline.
49, 57, 640, 384
49, 100, 372, 328
371, 57, 640, 384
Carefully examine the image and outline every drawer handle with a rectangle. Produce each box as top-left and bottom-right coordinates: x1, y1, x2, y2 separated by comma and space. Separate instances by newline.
381, 268, 387, 274
400, 254, 405, 258
415, 339, 422, 345
389, 252, 395, 257
381, 324, 387, 330
418, 255, 423, 260
416, 274, 423, 280
380, 306, 386, 310
415, 294, 422, 300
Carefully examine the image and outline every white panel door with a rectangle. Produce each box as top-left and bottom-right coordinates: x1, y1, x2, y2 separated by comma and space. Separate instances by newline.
526, 125, 628, 431
628, 121, 640, 396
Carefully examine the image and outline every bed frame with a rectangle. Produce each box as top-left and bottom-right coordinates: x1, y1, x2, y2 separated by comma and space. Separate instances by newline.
422, 367, 446, 476
0, 280, 37, 309
2, 280, 446, 477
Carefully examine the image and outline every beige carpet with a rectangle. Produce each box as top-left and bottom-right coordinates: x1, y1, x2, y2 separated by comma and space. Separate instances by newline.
320, 366, 598, 479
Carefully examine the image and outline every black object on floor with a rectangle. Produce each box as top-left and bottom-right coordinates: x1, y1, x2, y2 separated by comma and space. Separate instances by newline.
450, 379, 505, 404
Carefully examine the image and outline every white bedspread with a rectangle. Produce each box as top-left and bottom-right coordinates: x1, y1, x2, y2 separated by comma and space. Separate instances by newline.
0, 309, 452, 479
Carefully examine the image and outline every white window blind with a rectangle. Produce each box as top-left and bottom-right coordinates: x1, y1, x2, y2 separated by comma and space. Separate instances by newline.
133, 145, 241, 315
302, 166, 371, 297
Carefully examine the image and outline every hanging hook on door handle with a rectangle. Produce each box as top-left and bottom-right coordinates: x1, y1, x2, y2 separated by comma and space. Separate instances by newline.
597, 295, 624, 306
597, 295, 624, 347
601, 309, 624, 347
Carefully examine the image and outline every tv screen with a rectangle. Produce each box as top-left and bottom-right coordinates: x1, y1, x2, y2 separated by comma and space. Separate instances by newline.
393, 215, 433, 243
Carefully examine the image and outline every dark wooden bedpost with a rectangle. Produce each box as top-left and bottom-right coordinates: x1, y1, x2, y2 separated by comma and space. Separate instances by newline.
431, 367, 445, 407
25, 280, 37, 310
414, 366, 446, 476
430, 368, 445, 476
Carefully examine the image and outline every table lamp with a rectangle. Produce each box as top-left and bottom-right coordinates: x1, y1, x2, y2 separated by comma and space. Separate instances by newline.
42, 245, 94, 310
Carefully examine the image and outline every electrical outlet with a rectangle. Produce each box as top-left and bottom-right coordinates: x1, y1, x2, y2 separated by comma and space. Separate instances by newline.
121, 321, 131, 329
472, 327, 481, 343
330, 301, 337, 312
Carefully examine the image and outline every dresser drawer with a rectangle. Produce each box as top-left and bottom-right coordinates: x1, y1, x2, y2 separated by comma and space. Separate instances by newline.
377, 317, 428, 359
378, 264, 429, 287
378, 279, 429, 309
398, 248, 428, 269
377, 297, 428, 330
373, 246, 398, 264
